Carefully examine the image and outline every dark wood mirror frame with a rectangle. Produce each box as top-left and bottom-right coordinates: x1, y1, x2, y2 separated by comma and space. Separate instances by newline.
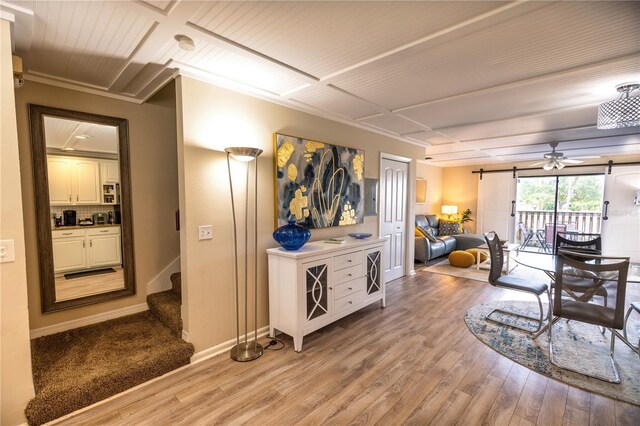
28, 104, 136, 313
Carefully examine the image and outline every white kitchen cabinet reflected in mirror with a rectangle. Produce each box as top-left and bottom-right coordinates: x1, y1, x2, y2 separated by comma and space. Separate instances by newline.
30, 105, 135, 312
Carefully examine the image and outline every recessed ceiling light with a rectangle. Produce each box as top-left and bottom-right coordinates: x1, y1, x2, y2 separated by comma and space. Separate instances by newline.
175, 34, 195, 51
74, 134, 91, 139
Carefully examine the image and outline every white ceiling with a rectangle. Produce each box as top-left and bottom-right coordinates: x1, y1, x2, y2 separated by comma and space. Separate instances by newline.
44, 116, 118, 154
3, 0, 639, 167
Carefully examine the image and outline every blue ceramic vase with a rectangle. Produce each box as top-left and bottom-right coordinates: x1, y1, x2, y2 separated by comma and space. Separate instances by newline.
273, 219, 311, 251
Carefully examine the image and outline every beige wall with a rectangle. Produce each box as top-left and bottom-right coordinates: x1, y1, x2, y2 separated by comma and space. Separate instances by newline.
176, 76, 424, 352
14, 81, 180, 329
415, 162, 442, 216
1, 17, 35, 425
442, 154, 640, 234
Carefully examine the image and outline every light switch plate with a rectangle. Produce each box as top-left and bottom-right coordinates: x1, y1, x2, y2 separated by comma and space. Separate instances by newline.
198, 225, 212, 240
0, 240, 15, 263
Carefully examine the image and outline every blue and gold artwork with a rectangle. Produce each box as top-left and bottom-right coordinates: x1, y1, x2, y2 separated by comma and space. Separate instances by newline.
274, 133, 365, 229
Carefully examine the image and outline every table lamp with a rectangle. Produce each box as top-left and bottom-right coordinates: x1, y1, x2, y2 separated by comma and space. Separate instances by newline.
441, 205, 458, 219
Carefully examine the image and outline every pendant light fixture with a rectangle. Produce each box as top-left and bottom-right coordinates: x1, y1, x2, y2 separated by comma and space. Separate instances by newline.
597, 83, 640, 129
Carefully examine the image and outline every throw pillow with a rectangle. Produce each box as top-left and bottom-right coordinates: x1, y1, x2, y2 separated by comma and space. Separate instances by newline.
439, 220, 461, 236
414, 227, 426, 237
416, 226, 438, 243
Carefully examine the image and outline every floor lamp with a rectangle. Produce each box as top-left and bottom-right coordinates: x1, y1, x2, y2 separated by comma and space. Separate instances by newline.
225, 147, 263, 362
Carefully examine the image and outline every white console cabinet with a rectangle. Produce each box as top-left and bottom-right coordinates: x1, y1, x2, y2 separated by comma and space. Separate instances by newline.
267, 238, 385, 352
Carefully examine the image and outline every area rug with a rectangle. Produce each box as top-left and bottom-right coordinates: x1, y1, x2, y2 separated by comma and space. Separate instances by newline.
26, 311, 194, 425
423, 256, 549, 283
464, 300, 640, 405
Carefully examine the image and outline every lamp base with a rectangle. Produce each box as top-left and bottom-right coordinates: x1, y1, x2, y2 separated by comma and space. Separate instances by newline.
230, 341, 263, 362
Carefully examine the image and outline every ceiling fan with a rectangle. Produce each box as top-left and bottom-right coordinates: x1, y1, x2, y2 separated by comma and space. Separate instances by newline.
530, 142, 600, 170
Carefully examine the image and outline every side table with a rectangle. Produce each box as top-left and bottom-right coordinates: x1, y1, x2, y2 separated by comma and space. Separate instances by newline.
476, 243, 520, 275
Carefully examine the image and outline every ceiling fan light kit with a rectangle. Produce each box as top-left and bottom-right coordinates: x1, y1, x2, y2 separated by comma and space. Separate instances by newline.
530, 142, 593, 170
597, 83, 640, 129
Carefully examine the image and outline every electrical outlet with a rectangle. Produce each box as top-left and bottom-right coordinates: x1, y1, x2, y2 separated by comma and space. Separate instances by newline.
198, 225, 213, 240
0, 240, 15, 263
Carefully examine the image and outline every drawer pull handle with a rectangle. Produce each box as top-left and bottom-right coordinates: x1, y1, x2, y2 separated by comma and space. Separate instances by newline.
348, 287, 352, 290
100, 230, 108, 233
329, 287, 333, 290
62, 232, 72, 235
348, 259, 352, 262
348, 301, 352, 305
347, 273, 352, 277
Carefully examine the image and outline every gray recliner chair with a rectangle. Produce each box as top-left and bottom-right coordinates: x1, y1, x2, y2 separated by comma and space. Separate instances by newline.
414, 214, 484, 263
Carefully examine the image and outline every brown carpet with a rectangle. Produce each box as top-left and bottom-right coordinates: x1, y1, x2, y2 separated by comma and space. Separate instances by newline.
147, 290, 183, 337
26, 311, 194, 425
170, 271, 181, 295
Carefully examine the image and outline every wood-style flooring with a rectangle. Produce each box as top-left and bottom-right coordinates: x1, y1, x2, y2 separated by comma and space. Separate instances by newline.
53, 268, 640, 425
55, 268, 124, 301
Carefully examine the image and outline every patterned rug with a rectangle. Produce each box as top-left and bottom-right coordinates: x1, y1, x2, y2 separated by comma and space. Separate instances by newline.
464, 301, 640, 406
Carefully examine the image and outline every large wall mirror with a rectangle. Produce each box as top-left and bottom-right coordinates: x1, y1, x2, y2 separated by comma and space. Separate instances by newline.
29, 105, 135, 313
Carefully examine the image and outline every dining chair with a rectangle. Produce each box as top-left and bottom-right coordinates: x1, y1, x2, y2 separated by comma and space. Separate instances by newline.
484, 232, 550, 333
550, 250, 629, 383
553, 233, 606, 305
617, 302, 640, 358
517, 222, 534, 251
555, 232, 602, 251
543, 223, 567, 252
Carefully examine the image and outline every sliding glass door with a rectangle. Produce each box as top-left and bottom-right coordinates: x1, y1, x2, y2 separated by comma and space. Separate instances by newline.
515, 174, 605, 253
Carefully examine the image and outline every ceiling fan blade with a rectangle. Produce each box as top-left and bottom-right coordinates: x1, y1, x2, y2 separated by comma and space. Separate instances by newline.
571, 156, 601, 160
530, 161, 548, 167
562, 159, 583, 164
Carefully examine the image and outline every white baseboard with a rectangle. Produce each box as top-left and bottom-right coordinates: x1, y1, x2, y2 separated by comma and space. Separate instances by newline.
30, 303, 148, 339
409, 269, 416, 275
146, 256, 181, 295
190, 326, 270, 364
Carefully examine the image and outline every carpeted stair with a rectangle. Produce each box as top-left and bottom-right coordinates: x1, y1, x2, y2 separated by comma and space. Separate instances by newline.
26, 311, 194, 425
147, 272, 183, 337
26, 272, 192, 425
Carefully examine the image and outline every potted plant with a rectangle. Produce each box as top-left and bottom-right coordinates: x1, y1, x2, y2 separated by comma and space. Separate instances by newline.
459, 208, 473, 233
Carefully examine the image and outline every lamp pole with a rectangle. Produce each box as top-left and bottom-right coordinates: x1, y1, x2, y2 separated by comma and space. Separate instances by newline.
225, 147, 264, 362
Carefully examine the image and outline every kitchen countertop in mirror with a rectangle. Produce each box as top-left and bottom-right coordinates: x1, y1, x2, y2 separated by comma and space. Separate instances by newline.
52, 224, 121, 230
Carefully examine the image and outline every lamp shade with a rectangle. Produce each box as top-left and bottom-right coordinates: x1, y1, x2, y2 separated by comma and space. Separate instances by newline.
441, 205, 458, 215
225, 147, 263, 162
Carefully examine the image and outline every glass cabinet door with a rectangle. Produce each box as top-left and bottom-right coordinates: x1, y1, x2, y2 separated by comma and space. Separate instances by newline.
366, 249, 382, 296
303, 260, 331, 324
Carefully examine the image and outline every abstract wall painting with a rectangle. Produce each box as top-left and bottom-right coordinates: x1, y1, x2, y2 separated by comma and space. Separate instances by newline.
274, 133, 365, 229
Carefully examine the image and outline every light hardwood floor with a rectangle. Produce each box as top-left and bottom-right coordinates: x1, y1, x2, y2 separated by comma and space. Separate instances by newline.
53, 268, 640, 425
55, 268, 124, 301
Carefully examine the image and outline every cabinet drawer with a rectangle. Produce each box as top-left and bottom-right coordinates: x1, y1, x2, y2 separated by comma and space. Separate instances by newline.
333, 264, 363, 285
334, 290, 365, 314
86, 226, 121, 236
333, 277, 365, 300
333, 251, 362, 271
52, 229, 85, 239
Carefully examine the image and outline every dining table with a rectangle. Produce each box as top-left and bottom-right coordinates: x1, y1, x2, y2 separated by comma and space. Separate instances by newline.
514, 252, 640, 338
514, 252, 640, 284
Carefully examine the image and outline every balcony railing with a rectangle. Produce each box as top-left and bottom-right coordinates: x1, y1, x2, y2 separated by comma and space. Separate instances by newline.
516, 210, 602, 244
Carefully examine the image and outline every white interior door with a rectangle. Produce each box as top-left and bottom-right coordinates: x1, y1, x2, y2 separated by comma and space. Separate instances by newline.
380, 158, 408, 281
601, 165, 640, 262
477, 172, 517, 242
